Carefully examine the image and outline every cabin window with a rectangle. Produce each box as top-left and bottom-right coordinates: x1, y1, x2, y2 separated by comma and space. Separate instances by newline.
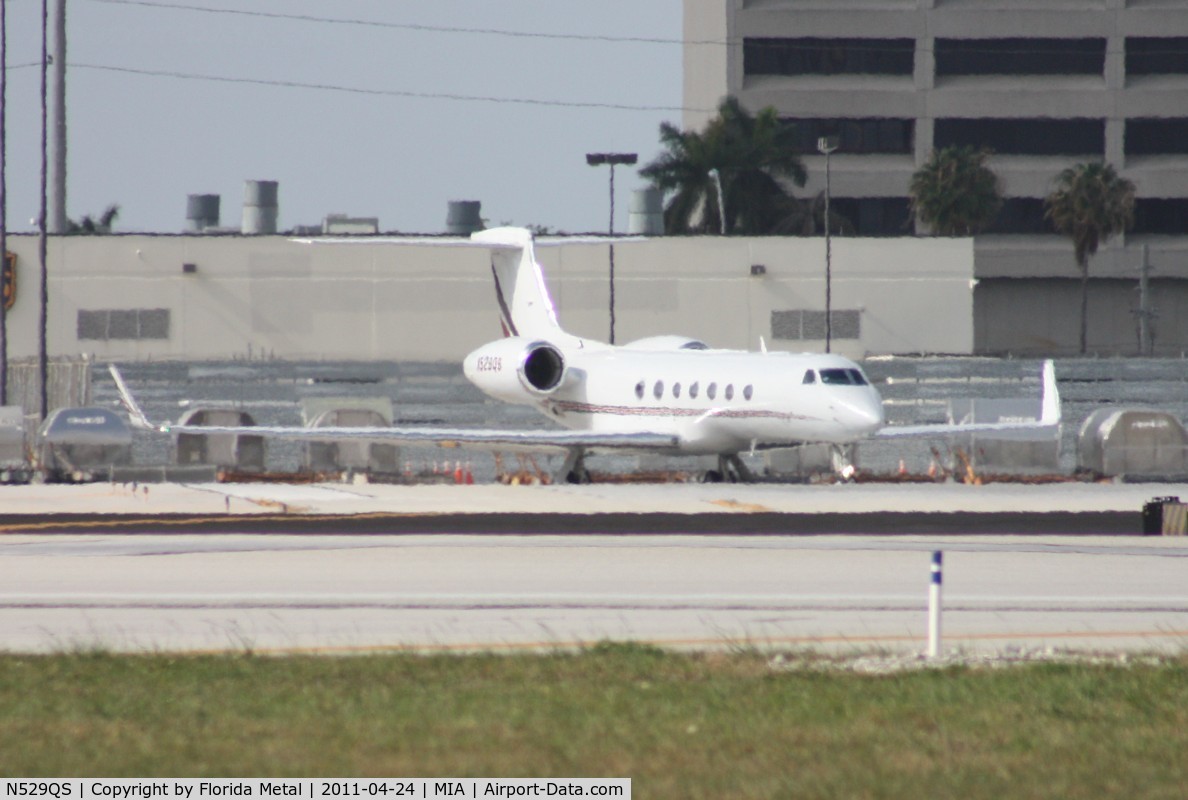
707, 382, 718, 400
803, 370, 817, 384
673, 382, 682, 399
725, 384, 735, 401
690, 382, 700, 399
744, 384, 754, 401
635, 380, 645, 400
653, 380, 664, 399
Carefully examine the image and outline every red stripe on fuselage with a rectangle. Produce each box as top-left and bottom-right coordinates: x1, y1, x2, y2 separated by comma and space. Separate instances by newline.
546, 399, 820, 423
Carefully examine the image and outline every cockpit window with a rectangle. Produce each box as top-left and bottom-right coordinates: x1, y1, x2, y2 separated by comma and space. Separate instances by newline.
820, 368, 871, 386
802, 370, 817, 385
680, 340, 710, 350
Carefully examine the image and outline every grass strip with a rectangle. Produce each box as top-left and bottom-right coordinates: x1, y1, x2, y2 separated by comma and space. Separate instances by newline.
1, 645, 1185, 799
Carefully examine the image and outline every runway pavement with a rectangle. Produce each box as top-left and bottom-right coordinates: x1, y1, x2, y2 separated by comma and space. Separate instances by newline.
1, 481, 1184, 655
1, 532, 1185, 655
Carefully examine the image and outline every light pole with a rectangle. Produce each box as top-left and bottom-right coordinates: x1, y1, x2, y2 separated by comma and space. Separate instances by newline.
38, 0, 48, 418
586, 152, 637, 345
1, 0, 8, 404
817, 136, 839, 353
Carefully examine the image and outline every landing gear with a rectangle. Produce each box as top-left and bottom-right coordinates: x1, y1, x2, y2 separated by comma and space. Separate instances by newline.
702, 454, 757, 483
558, 447, 591, 484
831, 444, 857, 482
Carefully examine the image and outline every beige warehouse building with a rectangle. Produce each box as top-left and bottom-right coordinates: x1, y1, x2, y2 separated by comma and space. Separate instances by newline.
0, 234, 973, 362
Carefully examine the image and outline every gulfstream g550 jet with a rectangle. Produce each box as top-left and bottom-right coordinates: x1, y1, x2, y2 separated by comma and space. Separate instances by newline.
110, 227, 1060, 482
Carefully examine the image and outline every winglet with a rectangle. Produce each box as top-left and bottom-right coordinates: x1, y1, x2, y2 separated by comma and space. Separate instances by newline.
108, 364, 160, 432
872, 359, 1062, 440
1040, 359, 1061, 427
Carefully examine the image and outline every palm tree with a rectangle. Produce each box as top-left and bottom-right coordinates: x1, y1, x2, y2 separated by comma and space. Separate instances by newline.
909, 146, 1002, 236
640, 97, 806, 235
1044, 162, 1136, 354
69, 203, 120, 234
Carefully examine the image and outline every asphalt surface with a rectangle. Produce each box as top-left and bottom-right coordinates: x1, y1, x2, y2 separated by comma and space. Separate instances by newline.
0, 480, 1171, 533
0, 481, 1181, 654
0, 510, 1138, 535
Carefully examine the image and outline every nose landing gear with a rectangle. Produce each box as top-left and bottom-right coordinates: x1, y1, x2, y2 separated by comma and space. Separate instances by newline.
831, 444, 857, 481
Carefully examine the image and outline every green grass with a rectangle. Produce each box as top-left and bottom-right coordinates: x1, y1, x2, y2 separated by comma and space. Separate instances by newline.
1, 645, 1186, 799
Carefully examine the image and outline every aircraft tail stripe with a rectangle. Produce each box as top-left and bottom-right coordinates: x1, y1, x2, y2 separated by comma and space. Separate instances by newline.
490, 261, 519, 337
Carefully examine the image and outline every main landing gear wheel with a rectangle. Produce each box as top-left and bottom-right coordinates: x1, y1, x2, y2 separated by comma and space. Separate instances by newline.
559, 448, 591, 484
702, 455, 756, 483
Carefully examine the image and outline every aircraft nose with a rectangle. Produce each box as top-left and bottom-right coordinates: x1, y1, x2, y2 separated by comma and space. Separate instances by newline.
833, 392, 885, 434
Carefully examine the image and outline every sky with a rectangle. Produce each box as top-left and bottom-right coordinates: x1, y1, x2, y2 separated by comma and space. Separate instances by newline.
1, 0, 687, 235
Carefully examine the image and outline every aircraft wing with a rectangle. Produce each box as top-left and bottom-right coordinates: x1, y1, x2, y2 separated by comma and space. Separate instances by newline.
109, 365, 678, 453
872, 359, 1061, 440
166, 423, 677, 453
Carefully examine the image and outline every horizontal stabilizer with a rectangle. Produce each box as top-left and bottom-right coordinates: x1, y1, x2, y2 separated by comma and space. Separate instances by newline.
292, 226, 646, 248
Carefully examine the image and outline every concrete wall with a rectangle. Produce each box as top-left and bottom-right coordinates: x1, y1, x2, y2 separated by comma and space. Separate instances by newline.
0, 234, 974, 362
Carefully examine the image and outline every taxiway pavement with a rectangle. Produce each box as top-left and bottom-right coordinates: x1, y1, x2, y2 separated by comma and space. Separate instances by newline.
0, 480, 1178, 533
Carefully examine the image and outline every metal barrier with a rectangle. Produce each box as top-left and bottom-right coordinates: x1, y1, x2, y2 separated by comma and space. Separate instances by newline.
175, 409, 265, 472
1142, 496, 1188, 536
1079, 410, 1188, 479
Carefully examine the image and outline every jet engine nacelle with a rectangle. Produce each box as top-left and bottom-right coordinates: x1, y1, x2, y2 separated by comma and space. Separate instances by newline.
463, 337, 570, 404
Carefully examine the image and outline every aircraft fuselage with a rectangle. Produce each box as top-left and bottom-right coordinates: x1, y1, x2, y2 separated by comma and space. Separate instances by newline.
464, 337, 885, 455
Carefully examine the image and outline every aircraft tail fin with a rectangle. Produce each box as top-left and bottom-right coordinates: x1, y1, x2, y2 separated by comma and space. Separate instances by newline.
294, 226, 644, 345
108, 364, 159, 432
472, 227, 565, 340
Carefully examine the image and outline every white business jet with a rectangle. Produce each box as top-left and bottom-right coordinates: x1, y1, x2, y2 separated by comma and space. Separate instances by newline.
109, 227, 1060, 482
